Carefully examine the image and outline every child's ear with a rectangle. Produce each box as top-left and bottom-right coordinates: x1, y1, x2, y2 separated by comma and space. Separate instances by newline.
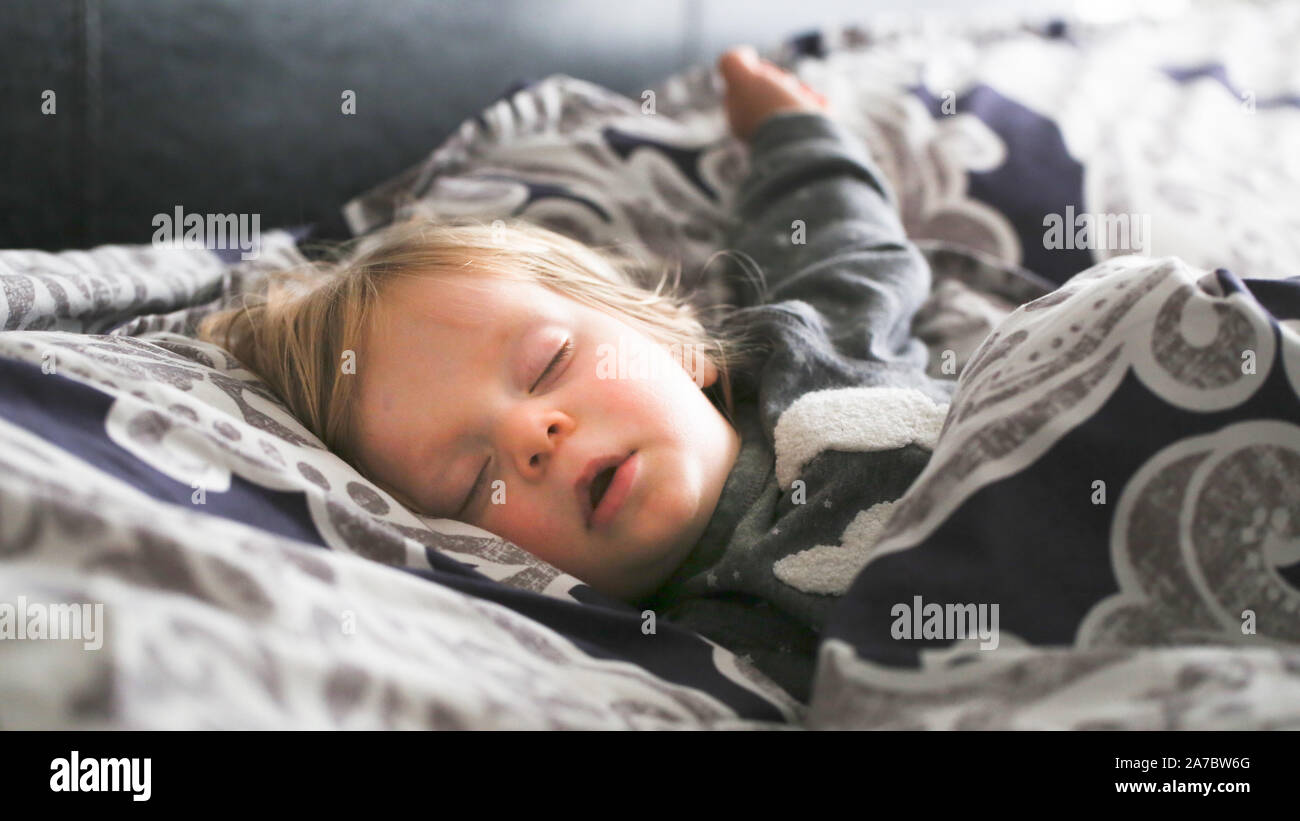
693, 354, 719, 389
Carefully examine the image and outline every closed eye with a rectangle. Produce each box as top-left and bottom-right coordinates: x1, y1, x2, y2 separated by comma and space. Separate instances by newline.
460, 339, 572, 517
457, 458, 490, 518
530, 339, 573, 394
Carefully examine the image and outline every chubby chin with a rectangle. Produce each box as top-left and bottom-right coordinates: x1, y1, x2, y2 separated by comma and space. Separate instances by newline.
485, 452, 712, 601
563, 492, 695, 590
615, 455, 711, 573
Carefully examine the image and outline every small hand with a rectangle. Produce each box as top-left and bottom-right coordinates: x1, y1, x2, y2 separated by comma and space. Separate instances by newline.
717, 45, 831, 142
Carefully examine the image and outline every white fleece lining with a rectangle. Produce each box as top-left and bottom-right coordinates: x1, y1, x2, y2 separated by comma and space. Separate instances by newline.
772, 386, 950, 490
773, 500, 898, 595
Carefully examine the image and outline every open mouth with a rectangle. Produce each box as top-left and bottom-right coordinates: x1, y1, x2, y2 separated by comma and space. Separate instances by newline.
577, 450, 638, 529
589, 464, 618, 511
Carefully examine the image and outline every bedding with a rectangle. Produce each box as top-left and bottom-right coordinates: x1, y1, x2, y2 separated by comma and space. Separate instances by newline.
3, 0, 1299, 729
810, 256, 1300, 729
0, 256, 801, 729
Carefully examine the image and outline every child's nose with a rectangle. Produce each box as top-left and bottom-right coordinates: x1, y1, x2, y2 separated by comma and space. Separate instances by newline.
508, 410, 571, 478
525, 424, 561, 470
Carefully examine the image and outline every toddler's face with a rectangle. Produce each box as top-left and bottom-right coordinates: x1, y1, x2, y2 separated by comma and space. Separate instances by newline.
353, 271, 741, 602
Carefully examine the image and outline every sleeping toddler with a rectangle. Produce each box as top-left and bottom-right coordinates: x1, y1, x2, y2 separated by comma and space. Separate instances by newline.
199, 45, 957, 702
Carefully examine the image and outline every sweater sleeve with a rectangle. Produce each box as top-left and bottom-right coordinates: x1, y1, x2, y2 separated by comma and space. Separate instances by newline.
723, 111, 933, 367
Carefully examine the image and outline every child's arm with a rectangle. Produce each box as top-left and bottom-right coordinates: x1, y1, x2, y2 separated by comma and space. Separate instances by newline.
719, 48, 931, 366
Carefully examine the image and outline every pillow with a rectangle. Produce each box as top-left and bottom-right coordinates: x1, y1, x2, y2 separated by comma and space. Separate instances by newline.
0, 228, 307, 336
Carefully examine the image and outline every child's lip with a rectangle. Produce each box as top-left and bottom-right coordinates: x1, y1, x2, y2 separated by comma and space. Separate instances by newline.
575, 451, 631, 528
588, 451, 639, 530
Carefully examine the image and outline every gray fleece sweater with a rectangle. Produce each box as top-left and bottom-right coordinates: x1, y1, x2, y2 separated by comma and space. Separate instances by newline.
636, 111, 958, 703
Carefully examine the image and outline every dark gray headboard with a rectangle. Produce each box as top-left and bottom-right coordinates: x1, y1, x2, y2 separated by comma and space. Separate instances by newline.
2, 0, 1063, 251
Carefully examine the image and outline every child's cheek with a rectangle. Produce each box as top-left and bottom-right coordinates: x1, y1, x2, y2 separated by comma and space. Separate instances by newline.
592, 354, 680, 421
487, 494, 570, 551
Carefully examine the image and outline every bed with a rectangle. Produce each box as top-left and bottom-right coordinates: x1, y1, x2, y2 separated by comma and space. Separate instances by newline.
2, 0, 1298, 729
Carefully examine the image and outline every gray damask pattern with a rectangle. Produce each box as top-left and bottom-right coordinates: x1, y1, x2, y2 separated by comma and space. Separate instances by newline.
0, 396, 795, 729
807, 256, 1300, 730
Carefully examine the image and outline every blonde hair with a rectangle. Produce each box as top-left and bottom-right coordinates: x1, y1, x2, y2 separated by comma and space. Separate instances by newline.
197, 215, 759, 485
